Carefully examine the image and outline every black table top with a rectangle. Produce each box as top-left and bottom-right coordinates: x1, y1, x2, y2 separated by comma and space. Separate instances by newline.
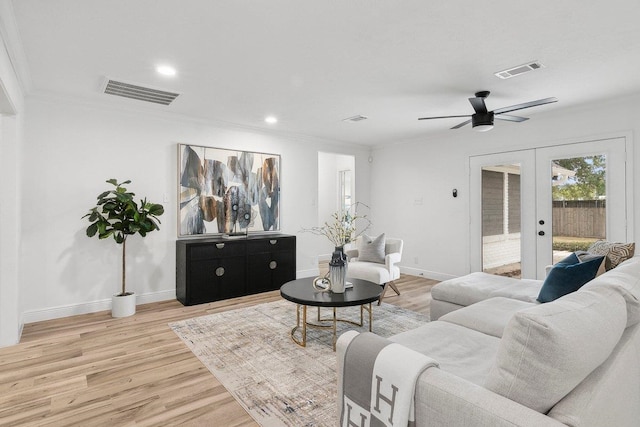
280, 277, 382, 307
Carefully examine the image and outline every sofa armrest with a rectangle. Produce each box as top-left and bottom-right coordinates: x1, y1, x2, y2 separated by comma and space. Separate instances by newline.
415, 368, 565, 427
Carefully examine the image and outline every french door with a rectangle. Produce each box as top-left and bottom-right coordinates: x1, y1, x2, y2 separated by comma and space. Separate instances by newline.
470, 137, 630, 279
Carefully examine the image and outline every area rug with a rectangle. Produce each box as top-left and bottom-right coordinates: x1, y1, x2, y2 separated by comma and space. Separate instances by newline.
169, 299, 429, 427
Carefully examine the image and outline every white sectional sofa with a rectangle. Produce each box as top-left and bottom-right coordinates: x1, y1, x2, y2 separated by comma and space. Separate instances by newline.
337, 256, 640, 427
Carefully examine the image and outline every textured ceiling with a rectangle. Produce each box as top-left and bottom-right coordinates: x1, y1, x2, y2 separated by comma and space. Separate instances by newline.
7, 0, 640, 145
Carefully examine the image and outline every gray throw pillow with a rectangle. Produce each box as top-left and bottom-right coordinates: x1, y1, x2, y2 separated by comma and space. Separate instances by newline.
357, 233, 386, 264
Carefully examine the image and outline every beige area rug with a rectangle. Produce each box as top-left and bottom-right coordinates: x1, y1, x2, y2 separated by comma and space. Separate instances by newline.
170, 299, 429, 427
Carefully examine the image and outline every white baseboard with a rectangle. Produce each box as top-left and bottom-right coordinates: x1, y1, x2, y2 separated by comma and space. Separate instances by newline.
22, 289, 176, 324
400, 266, 457, 282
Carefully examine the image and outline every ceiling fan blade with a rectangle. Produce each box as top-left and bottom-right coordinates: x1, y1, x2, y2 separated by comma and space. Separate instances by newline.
451, 119, 472, 129
418, 115, 470, 120
493, 97, 558, 115
494, 114, 529, 123
468, 97, 488, 114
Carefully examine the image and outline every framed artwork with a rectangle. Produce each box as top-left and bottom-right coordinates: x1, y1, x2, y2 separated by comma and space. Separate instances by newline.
178, 144, 281, 237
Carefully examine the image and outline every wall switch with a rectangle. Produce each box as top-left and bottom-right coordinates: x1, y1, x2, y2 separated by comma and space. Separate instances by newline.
413, 198, 423, 205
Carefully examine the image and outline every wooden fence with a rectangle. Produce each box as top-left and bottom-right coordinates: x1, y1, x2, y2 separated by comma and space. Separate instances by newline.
552, 200, 605, 238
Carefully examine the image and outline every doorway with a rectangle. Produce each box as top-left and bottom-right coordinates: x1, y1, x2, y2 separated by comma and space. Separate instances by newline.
470, 137, 630, 279
317, 152, 356, 225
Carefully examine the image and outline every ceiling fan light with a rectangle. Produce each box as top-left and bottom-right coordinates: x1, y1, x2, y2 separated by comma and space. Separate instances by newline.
471, 111, 494, 132
474, 124, 494, 132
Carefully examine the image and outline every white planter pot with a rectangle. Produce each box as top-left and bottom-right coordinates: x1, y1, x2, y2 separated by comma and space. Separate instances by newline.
112, 292, 136, 318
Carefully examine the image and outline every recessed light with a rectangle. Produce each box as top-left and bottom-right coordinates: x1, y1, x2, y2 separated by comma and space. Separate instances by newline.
156, 65, 176, 76
265, 116, 278, 124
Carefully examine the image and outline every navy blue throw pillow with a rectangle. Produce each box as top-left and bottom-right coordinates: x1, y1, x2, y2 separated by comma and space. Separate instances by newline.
537, 252, 605, 303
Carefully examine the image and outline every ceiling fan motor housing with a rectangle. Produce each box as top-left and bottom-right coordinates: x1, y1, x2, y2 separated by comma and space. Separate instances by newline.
472, 111, 494, 128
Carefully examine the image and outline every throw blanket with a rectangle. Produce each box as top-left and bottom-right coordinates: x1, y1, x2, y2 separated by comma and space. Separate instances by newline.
338, 331, 439, 427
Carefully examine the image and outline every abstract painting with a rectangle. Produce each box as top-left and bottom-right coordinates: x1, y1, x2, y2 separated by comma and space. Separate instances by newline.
178, 144, 280, 237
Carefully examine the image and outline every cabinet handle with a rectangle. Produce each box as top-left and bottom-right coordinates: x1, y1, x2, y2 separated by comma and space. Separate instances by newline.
270, 239, 277, 245
215, 267, 225, 277
216, 243, 225, 249
269, 260, 277, 270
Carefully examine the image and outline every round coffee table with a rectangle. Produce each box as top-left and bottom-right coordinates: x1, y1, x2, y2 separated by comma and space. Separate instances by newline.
280, 278, 382, 351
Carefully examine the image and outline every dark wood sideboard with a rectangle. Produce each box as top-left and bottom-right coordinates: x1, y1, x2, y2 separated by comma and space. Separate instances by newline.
176, 234, 296, 305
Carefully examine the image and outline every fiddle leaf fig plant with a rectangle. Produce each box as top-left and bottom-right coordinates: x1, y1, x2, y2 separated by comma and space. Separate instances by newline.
83, 179, 164, 296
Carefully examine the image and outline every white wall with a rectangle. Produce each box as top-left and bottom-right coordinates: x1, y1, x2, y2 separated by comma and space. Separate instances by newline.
0, 22, 24, 346
19, 96, 371, 323
371, 94, 639, 280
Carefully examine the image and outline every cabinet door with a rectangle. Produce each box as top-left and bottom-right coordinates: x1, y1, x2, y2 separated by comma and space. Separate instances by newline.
188, 256, 246, 304
247, 247, 296, 293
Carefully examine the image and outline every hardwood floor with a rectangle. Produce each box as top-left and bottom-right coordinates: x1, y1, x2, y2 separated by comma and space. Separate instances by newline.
0, 274, 436, 426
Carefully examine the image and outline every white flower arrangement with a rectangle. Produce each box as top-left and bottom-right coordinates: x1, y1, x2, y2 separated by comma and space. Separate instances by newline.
302, 202, 371, 247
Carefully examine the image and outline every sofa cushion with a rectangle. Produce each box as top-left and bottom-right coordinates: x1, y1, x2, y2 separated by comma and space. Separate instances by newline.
485, 287, 627, 414
439, 297, 536, 338
390, 321, 500, 386
582, 256, 640, 327
537, 252, 604, 303
432, 272, 542, 307
488, 280, 542, 303
587, 240, 635, 270
357, 233, 386, 263
547, 322, 640, 426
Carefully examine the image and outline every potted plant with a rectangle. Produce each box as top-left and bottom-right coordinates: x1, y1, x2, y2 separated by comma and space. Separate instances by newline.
83, 179, 164, 317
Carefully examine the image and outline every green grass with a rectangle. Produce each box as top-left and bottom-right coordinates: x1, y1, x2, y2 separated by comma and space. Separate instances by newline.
552, 236, 599, 252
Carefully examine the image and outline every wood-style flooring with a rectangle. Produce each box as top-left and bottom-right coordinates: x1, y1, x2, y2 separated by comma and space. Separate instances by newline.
0, 274, 436, 426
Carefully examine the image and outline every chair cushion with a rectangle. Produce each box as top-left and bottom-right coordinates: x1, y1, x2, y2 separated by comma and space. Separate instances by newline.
357, 233, 386, 263
587, 240, 635, 270
537, 252, 604, 303
347, 261, 393, 285
485, 287, 627, 414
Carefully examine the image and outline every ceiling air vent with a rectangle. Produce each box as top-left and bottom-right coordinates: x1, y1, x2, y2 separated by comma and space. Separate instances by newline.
102, 78, 180, 105
342, 115, 368, 123
494, 61, 545, 80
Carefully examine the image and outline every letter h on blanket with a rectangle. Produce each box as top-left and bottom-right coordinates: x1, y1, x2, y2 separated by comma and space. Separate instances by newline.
338, 331, 439, 427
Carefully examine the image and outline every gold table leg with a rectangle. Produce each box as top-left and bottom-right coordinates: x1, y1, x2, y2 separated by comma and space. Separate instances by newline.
290, 303, 375, 351
290, 304, 307, 347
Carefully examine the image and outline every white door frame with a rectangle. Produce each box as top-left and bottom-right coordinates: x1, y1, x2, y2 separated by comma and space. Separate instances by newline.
470, 136, 633, 279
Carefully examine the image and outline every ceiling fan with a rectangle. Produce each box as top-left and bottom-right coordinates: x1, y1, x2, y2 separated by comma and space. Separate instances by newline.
418, 91, 558, 132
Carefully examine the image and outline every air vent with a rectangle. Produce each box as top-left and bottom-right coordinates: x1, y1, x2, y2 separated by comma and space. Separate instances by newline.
102, 78, 180, 105
494, 61, 545, 80
342, 115, 368, 123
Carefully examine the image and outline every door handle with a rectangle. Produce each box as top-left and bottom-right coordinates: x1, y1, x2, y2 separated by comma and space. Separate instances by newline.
538, 231, 545, 236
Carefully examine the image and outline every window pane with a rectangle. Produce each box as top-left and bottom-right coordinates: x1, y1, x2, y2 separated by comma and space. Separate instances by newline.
482, 164, 521, 278
551, 155, 606, 263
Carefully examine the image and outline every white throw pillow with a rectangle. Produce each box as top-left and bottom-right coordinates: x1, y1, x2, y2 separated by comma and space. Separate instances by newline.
357, 233, 386, 264
485, 287, 627, 414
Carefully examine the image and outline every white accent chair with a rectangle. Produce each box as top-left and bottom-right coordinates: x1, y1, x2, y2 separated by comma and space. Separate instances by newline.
345, 237, 404, 305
